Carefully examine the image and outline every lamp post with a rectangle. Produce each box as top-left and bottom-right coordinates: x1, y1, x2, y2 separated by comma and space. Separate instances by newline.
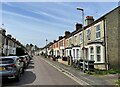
76, 7, 85, 72
46, 39, 48, 58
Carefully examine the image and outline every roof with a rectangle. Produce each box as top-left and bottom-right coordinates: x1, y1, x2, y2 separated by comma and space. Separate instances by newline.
84, 6, 120, 29
0, 56, 18, 59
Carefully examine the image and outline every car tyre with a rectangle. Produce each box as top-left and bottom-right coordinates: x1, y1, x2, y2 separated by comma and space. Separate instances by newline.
14, 72, 20, 82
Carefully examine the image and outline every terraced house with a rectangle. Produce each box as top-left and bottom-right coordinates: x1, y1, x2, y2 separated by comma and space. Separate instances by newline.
43, 6, 119, 70
0, 28, 26, 56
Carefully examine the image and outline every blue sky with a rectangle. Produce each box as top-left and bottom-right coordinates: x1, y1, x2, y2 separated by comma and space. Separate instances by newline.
0, 2, 118, 47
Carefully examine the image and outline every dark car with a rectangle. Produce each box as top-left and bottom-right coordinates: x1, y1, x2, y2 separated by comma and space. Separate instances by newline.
0, 56, 24, 81
24, 55, 31, 65
19, 55, 28, 69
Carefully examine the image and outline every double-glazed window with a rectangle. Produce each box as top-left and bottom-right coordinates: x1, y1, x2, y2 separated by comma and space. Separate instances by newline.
96, 46, 101, 62
90, 47, 94, 61
87, 29, 91, 40
96, 24, 100, 38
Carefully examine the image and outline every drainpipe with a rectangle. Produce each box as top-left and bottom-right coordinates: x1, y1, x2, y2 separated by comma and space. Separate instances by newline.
103, 18, 108, 70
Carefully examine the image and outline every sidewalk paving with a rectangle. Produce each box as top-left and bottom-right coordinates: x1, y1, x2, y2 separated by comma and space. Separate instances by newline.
41, 56, 119, 86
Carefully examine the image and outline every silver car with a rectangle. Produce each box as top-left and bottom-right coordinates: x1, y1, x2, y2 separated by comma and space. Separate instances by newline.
0, 56, 24, 81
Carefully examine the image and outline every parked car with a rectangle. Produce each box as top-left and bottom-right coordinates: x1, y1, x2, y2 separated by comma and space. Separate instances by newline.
19, 55, 28, 70
0, 56, 24, 81
24, 55, 30, 65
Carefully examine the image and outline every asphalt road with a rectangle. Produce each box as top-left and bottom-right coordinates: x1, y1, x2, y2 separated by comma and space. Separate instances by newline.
2, 56, 79, 86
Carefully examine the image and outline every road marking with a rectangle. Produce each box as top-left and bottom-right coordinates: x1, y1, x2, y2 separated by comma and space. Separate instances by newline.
41, 58, 93, 86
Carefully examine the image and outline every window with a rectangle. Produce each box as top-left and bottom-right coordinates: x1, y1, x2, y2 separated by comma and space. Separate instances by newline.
74, 36, 77, 43
96, 24, 100, 38
62, 49, 64, 56
6, 39, 8, 45
67, 40, 68, 47
73, 49, 75, 58
76, 49, 80, 59
90, 47, 94, 61
87, 29, 91, 40
69, 38, 72, 46
79, 33, 83, 43
96, 46, 101, 62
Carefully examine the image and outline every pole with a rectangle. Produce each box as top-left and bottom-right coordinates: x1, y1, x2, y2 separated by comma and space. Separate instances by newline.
82, 10, 85, 72
46, 39, 48, 58
76, 7, 85, 72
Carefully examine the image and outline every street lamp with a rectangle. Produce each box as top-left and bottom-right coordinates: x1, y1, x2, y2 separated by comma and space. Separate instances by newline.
76, 7, 85, 72
45, 39, 48, 58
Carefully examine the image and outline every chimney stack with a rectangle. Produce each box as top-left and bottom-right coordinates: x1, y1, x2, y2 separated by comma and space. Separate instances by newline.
76, 23, 82, 31
65, 31, 70, 37
85, 16, 94, 26
7, 34, 12, 39
54, 40, 56, 43
1, 29, 6, 35
59, 36, 63, 40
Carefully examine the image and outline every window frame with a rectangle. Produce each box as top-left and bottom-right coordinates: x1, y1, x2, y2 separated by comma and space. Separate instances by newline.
96, 46, 101, 62
79, 32, 83, 43
86, 28, 91, 40
90, 46, 94, 61
95, 24, 101, 39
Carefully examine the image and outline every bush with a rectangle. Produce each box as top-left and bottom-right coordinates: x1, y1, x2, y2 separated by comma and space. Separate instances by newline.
94, 69, 120, 75
108, 69, 117, 74
94, 70, 108, 75
16, 47, 26, 56
85, 71, 93, 75
0, 53, 6, 56
115, 80, 120, 86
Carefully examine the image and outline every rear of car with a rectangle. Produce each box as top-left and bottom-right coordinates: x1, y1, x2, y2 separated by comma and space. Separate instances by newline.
19, 56, 28, 69
24, 55, 30, 66
0, 56, 23, 81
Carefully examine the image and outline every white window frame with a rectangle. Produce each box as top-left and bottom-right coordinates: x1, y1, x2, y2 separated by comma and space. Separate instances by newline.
96, 46, 101, 62
95, 24, 101, 39
90, 46, 94, 61
86, 28, 91, 40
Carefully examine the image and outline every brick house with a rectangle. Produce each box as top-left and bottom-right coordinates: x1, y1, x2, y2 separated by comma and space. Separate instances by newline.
44, 6, 119, 70
0, 28, 26, 56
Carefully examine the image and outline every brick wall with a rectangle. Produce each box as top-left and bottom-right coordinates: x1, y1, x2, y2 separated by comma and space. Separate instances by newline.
105, 6, 119, 69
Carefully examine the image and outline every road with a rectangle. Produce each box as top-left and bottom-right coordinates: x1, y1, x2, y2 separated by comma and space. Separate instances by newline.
2, 56, 79, 86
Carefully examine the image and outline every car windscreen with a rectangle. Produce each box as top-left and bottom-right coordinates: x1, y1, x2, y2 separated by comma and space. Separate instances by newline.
0, 58, 14, 64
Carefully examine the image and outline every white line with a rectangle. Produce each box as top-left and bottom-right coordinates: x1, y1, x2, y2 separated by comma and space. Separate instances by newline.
41, 58, 93, 86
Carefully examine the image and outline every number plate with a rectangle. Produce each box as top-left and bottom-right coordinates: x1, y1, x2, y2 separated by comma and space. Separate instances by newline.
0, 67, 6, 70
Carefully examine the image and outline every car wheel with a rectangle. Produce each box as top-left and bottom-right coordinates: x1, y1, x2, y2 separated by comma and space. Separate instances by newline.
22, 68, 25, 74
14, 72, 20, 82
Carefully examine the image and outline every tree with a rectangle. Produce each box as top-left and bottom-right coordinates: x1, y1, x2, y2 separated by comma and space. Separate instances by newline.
16, 47, 26, 56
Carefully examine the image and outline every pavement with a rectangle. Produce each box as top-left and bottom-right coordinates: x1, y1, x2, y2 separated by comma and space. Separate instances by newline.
42, 56, 119, 86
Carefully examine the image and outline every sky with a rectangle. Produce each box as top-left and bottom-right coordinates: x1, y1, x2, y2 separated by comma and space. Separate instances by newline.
0, 2, 119, 48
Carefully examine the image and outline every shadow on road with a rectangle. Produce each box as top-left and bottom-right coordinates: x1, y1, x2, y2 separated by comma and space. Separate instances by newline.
2, 59, 36, 86
27, 65, 34, 69
29, 60, 34, 65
